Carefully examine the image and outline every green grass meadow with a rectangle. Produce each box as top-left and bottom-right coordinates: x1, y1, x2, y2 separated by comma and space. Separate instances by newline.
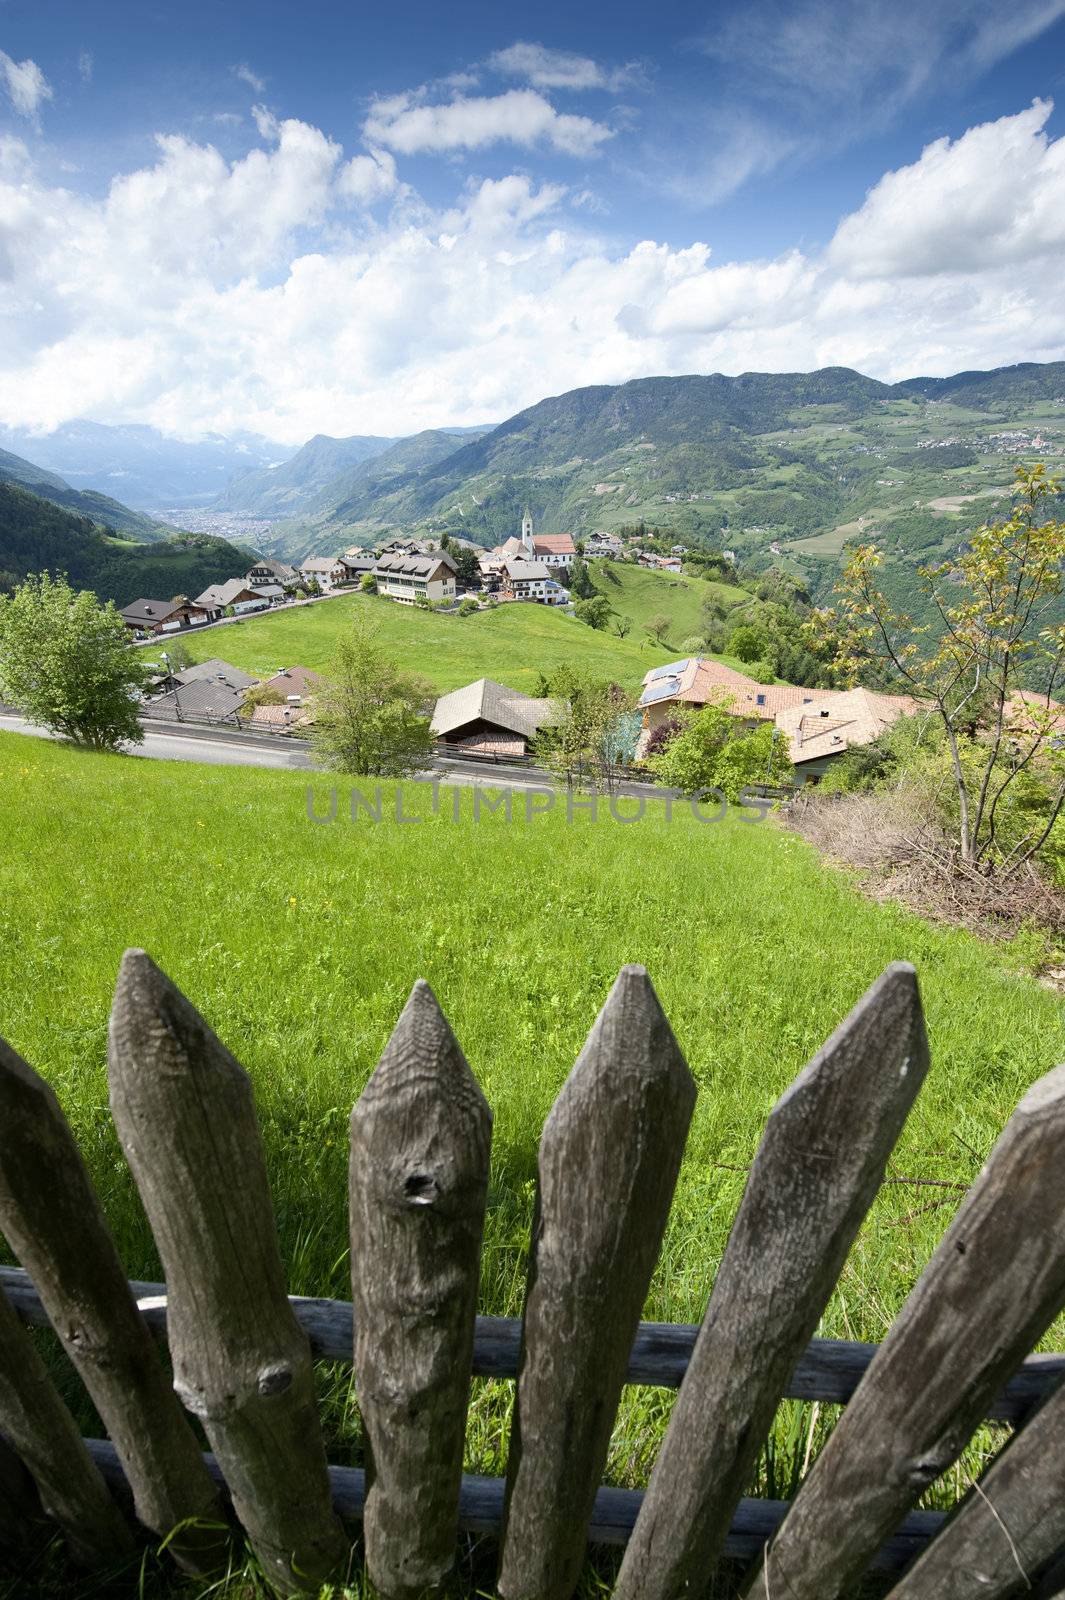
179, 592, 677, 696
176, 578, 755, 698
2, 731, 1064, 1594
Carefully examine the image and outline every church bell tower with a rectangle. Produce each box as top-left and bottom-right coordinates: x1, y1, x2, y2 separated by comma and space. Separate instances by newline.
521, 507, 534, 555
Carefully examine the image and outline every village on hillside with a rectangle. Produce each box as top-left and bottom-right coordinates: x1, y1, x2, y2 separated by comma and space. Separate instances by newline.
110, 503, 1065, 790
114, 510, 686, 638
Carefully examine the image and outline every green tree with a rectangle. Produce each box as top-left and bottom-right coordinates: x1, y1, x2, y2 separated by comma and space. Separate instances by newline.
0, 572, 148, 751
452, 547, 482, 589
533, 667, 635, 792
574, 595, 613, 630
645, 613, 671, 645
311, 614, 436, 777
828, 465, 1065, 874
359, 572, 378, 594
650, 702, 734, 793
160, 638, 192, 672
613, 613, 633, 639
728, 623, 770, 663
650, 701, 792, 800
569, 556, 596, 600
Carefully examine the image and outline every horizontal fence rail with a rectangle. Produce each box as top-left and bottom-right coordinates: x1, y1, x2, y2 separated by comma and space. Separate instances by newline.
2, 1266, 1061, 1427
81, 1439, 948, 1574
0, 951, 1064, 1600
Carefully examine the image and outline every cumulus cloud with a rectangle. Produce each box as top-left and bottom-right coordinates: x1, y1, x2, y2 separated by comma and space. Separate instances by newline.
488, 41, 639, 93
0, 51, 52, 120
0, 102, 1063, 443
829, 100, 1065, 277
363, 87, 613, 158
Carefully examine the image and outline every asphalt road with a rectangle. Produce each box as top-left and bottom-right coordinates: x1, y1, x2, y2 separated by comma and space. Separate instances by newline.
0, 712, 670, 799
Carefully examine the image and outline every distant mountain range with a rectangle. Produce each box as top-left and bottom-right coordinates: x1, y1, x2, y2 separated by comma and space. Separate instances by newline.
0, 480, 255, 609
0, 446, 182, 541
4, 361, 1065, 610
231, 362, 1065, 606
0, 421, 280, 510
214, 425, 495, 529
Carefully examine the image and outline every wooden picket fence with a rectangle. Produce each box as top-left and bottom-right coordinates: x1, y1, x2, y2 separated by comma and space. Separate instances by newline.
0, 952, 1064, 1599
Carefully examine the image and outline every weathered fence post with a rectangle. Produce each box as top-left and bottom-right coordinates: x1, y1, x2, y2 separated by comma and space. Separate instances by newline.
743, 1061, 1065, 1600
0, 1282, 131, 1566
0, 1036, 227, 1572
107, 949, 349, 1596
350, 980, 491, 1599
498, 965, 696, 1600
616, 962, 929, 1600
884, 1370, 1065, 1598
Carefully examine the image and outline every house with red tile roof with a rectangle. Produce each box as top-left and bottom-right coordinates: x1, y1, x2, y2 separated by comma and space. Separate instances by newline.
637, 657, 919, 779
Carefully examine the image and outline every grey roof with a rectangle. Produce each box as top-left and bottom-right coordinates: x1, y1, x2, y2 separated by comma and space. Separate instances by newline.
194, 579, 264, 609
503, 559, 552, 581
431, 678, 558, 740
120, 598, 182, 626
173, 658, 257, 691
301, 556, 341, 574
375, 551, 458, 578
141, 678, 245, 723
337, 553, 376, 572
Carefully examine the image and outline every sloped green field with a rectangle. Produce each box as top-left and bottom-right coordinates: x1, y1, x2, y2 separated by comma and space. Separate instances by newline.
2, 732, 1061, 1595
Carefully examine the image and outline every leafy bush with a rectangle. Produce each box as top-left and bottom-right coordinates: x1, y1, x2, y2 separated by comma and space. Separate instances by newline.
574, 596, 613, 630
650, 702, 794, 800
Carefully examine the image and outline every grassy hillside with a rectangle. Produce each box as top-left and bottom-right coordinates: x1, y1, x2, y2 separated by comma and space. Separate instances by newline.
0, 482, 256, 609
181, 591, 724, 693
1, 731, 1062, 1593
588, 560, 751, 649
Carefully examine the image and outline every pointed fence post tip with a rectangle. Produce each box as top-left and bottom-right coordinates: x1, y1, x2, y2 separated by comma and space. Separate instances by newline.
108, 950, 347, 1596
614, 959, 929, 1600
498, 962, 695, 1600
0, 1025, 226, 1575
351, 978, 491, 1600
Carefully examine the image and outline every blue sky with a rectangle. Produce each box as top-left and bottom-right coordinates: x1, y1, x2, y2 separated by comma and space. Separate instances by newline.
1, 0, 1065, 442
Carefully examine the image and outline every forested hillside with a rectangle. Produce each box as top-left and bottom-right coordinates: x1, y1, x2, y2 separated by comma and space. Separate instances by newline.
0, 446, 180, 541
0, 482, 254, 607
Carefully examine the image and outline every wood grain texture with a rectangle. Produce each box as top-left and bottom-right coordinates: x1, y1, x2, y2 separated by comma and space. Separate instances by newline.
350, 980, 491, 1600
0, 1265, 1056, 1422
81, 1438, 948, 1573
0, 1284, 130, 1566
498, 965, 696, 1600
742, 1061, 1065, 1600
0, 1034, 225, 1573
107, 949, 348, 1597
616, 962, 929, 1600
885, 1375, 1065, 1599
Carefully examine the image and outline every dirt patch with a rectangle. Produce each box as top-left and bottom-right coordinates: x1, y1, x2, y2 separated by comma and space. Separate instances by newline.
783, 789, 1065, 957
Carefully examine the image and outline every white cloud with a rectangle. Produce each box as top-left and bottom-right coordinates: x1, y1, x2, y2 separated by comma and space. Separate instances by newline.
829, 100, 1065, 276
234, 63, 266, 94
488, 41, 639, 93
0, 102, 1064, 443
78, 51, 94, 85
363, 88, 613, 158
0, 51, 52, 120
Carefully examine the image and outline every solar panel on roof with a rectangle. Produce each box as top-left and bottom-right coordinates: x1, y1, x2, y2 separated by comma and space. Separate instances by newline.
647, 658, 691, 681
639, 679, 681, 705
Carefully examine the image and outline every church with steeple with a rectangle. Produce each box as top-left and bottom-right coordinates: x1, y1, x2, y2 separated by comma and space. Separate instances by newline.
489, 506, 576, 570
